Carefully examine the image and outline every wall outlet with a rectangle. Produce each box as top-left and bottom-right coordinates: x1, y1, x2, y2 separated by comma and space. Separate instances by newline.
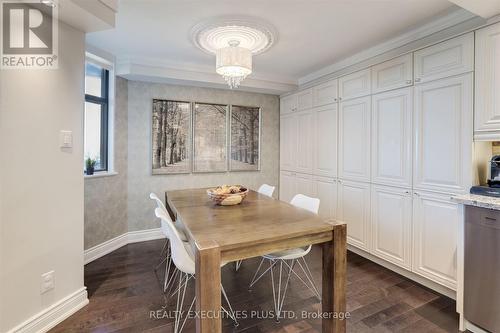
41, 271, 55, 294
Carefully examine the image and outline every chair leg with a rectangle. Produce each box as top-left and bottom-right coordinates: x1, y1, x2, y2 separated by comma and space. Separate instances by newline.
155, 239, 170, 271
235, 260, 243, 271
296, 256, 321, 300
221, 284, 239, 327
269, 259, 295, 322
174, 273, 194, 333
248, 258, 278, 290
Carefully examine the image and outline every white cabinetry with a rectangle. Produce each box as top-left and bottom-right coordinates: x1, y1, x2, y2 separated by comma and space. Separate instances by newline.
279, 113, 297, 171
339, 96, 371, 182
313, 104, 337, 177
371, 87, 412, 188
314, 176, 337, 220
280, 94, 298, 114
412, 191, 458, 290
295, 110, 314, 174
339, 68, 371, 101
413, 73, 473, 194
414, 33, 474, 84
371, 185, 412, 269
313, 79, 338, 107
338, 180, 370, 251
295, 172, 314, 197
279, 171, 296, 203
297, 88, 313, 111
371, 54, 413, 94
474, 22, 500, 140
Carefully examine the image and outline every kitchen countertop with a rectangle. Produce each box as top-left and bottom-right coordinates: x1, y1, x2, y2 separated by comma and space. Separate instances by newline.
452, 193, 500, 210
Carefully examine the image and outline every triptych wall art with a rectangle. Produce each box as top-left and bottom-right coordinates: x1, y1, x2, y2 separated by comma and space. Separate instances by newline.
152, 99, 261, 175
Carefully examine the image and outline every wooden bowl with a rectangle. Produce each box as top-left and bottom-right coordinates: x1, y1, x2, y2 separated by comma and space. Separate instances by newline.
207, 187, 249, 206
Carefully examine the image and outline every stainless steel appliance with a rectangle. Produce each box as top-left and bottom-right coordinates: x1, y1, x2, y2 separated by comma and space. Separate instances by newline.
465, 205, 500, 332
488, 155, 500, 187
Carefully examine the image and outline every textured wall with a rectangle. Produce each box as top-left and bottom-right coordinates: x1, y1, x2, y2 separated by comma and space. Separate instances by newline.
84, 77, 128, 249
127, 81, 280, 232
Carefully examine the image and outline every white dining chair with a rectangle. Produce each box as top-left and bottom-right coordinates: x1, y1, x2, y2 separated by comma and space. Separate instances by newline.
247, 193, 321, 321
150, 192, 188, 293
155, 208, 239, 332
235, 184, 276, 272
258, 184, 276, 198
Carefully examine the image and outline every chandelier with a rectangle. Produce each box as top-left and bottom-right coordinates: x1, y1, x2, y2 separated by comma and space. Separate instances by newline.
216, 40, 252, 89
191, 18, 277, 89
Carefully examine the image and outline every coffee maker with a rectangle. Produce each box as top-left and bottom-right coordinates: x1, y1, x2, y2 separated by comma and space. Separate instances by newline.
471, 155, 500, 196
488, 155, 500, 187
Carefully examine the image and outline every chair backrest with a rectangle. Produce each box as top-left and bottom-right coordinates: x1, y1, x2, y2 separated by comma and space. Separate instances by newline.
155, 208, 195, 274
258, 184, 275, 197
150, 192, 168, 212
290, 194, 320, 214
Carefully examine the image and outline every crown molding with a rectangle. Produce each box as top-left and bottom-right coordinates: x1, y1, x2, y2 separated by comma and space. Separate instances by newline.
115, 56, 297, 95
297, 7, 478, 86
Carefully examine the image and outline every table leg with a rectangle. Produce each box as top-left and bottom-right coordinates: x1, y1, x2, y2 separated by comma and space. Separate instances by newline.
322, 225, 347, 333
195, 245, 222, 333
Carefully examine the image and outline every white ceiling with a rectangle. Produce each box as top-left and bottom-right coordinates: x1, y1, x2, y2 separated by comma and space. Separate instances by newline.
86, 0, 466, 93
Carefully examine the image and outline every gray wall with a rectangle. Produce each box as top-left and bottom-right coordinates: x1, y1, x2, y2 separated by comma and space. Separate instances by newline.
127, 81, 280, 232
84, 77, 128, 249
0, 22, 86, 331
84, 79, 280, 248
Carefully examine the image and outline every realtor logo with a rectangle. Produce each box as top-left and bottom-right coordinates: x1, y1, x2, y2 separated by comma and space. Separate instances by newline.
1, 0, 58, 69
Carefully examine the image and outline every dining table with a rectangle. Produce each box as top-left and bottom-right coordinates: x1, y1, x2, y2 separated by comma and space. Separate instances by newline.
165, 188, 347, 333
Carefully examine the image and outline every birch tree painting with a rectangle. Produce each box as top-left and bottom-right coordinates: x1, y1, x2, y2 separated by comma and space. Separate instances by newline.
193, 103, 228, 172
152, 99, 191, 174
230, 106, 260, 171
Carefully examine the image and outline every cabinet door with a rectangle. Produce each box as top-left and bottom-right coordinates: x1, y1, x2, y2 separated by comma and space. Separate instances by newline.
280, 114, 297, 172
314, 176, 337, 220
371, 54, 413, 94
339, 96, 371, 182
413, 191, 458, 290
339, 68, 371, 101
280, 94, 298, 115
297, 88, 313, 111
371, 88, 412, 187
295, 172, 314, 198
474, 22, 500, 140
295, 110, 314, 174
279, 171, 296, 203
413, 74, 473, 194
414, 33, 473, 84
338, 180, 370, 251
313, 104, 337, 177
313, 79, 338, 107
371, 185, 412, 269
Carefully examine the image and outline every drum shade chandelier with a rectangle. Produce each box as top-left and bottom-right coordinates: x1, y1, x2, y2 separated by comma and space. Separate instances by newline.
191, 17, 277, 89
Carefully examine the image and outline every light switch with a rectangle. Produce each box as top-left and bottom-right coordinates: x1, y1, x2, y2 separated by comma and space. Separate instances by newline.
59, 130, 73, 148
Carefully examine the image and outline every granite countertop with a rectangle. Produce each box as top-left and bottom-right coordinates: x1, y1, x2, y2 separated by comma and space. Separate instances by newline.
452, 193, 500, 210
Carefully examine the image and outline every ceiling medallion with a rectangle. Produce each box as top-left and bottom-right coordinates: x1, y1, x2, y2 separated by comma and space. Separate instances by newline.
191, 17, 278, 89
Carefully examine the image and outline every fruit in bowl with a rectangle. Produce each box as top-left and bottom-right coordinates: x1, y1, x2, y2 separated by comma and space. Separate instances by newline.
207, 185, 248, 206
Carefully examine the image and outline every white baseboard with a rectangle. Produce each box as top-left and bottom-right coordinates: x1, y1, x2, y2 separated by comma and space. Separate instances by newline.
84, 228, 164, 264
348, 245, 456, 300
7, 288, 89, 333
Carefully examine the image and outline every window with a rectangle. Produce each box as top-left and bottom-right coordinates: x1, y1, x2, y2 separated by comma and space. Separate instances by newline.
84, 62, 109, 172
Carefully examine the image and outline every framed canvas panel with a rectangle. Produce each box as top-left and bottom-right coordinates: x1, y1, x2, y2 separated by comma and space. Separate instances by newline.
193, 102, 228, 173
230, 105, 261, 171
152, 99, 191, 174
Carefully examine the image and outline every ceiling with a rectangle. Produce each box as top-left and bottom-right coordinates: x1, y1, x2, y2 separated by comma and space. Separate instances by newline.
86, 0, 467, 93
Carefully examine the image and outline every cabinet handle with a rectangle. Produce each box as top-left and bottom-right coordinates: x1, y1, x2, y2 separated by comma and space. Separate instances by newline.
414, 192, 419, 196
334, 98, 338, 102
405, 190, 411, 194
406, 80, 412, 84
339, 97, 342, 101
415, 78, 421, 82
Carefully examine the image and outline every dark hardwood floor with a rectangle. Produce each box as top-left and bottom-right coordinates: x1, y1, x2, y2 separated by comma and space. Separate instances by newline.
51, 239, 460, 332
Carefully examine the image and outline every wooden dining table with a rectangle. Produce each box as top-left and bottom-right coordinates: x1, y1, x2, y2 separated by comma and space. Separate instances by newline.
165, 188, 347, 333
